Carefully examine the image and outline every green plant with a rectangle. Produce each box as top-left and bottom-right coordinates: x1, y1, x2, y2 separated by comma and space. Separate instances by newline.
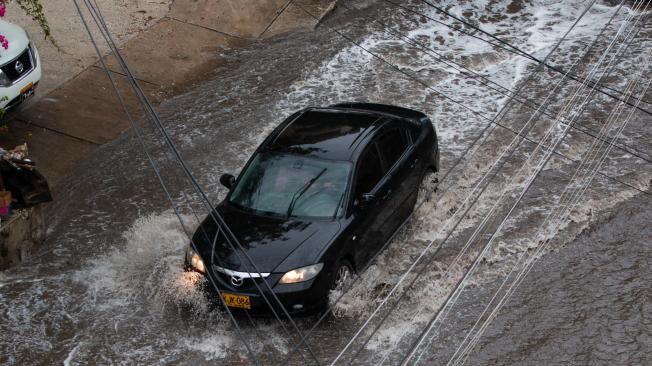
12, 0, 58, 48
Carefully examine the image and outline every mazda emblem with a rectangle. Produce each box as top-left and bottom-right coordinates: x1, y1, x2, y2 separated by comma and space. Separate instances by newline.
230, 275, 244, 287
14, 61, 23, 74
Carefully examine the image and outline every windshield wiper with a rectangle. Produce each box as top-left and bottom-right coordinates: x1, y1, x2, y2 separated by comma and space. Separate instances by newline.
286, 168, 327, 218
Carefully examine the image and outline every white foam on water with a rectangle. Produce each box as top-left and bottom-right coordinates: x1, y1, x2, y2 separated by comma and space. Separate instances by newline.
63, 343, 80, 366
182, 333, 234, 361
70, 211, 295, 361
75, 211, 208, 311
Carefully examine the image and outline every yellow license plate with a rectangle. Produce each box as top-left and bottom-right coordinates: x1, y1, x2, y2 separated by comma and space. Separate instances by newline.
223, 293, 251, 309
20, 83, 33, 94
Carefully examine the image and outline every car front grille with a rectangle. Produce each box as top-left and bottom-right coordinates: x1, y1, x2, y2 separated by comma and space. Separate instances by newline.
215, 270, 266, 290
1, 46, 34, 82
211, 265, 270, 291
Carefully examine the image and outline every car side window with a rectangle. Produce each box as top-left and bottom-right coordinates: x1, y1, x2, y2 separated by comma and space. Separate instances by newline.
355, 144, 383, 196
410, 126, 420, 142
377, 129, 408, 170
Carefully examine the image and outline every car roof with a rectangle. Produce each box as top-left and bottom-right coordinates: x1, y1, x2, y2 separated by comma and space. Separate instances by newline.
265, 107, 390, 160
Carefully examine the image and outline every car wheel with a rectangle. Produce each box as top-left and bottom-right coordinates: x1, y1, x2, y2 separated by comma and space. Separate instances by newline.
316, 259, 355, 319
417, 169, 438, 204
331, 259, 354, 292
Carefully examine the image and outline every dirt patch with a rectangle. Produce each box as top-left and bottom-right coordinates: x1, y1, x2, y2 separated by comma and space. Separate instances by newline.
506, 0, 524, 14
480, 14, 508, 24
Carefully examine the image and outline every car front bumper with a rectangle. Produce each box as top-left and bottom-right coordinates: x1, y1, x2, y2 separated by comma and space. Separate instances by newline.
188, 263, 331, 316
1, 44, 42, 110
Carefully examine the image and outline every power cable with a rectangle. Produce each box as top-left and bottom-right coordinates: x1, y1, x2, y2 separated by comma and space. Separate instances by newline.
399, 3, 648, 363
79, 1, 304, 364
405, 0, 652, 113
457, 67, 652, 366
282, 0, 650, 363
411, 6, 648, 363
337, 1, 629, 362
70, 1, 262, 364
80, 0, 321, 363
339, 1, 652, 163
297, 0, 599, 363
282, 0, 577, 360
451, 78, 651, 366
326, 3, 648, 199
379, 0, 652, 115
448, 45, 652, 366
319, 4, 652, 192
84, 4, 322, 364
354, 0, 644, 364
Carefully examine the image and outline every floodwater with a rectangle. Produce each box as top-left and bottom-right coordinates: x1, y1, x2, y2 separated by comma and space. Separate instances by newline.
1, 0, 651, 365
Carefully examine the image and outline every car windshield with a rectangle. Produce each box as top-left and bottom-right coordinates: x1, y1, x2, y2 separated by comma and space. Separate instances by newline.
228, 152, 351, 218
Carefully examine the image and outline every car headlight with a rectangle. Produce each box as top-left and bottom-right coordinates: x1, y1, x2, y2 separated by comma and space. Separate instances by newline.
278, 263, 324, 284
0, 70, 10, 87
29, 42, 37, 67
185, 246, 205, 273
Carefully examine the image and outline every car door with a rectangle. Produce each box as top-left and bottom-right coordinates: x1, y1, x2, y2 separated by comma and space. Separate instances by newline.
349, 142, 389, 266
375, 126, 416, 240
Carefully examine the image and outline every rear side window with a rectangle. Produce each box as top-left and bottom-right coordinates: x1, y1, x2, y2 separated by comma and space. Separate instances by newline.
355, 145, 383, 196
377, 129, 408, 169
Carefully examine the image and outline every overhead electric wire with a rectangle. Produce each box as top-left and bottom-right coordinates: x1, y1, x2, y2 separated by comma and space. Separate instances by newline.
78, 2, 310, 365
279, 0, 553, 360
290, 0, 633, 364
281, 0, 652, 363
346, 1, 648, 364
70, 1, 263, 365
354, 2, 648, 360
387, 0, 652, 114
316, 5, 652, 196
455, 70, 652, 366
450, 76, 651, 366
334, 1, 632, 362
415, 0, 652, 109
380, 0, 540, 60
448, 55, 649, 364
397, 3, 648, 364
339, 1, 652, 163
298, 2, 648, 199
448, 47, 652, 366
84, 5, 322, 364
409, 8, 648, 364
80, 0, 321, 364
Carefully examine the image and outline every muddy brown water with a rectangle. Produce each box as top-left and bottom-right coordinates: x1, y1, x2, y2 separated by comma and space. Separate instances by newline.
1, 1, 651, 365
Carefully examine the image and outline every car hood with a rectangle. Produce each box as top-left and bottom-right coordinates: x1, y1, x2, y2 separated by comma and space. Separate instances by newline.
192, 203, 341, 273
0, 20, 29, 63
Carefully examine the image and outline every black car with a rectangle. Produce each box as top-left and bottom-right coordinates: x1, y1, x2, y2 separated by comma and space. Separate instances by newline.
185, 103, 439, 315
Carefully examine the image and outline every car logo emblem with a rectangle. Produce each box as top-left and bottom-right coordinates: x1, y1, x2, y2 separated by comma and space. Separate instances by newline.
230, 275, 243, 287
14, 61, 24, 74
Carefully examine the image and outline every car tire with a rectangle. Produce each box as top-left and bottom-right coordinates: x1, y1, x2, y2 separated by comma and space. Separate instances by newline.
330, 259, 355, 292
316, 258, 355, 319
415, 169, 431, 205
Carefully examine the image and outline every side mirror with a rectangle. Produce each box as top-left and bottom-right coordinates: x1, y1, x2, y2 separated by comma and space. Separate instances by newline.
358, 193, 375, 208
220, 174, 236, 190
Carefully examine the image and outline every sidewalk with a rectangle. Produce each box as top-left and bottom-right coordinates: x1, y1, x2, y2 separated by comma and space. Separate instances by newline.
0, 0, 336, 187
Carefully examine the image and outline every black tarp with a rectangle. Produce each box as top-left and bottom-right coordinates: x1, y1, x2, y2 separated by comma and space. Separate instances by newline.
0, 159, 52, 207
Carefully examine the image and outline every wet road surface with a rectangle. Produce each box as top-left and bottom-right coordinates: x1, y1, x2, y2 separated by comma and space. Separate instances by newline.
1, 1, 651, 365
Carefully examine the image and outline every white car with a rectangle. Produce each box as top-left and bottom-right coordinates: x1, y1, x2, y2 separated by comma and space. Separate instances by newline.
0, 20, 42, 110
